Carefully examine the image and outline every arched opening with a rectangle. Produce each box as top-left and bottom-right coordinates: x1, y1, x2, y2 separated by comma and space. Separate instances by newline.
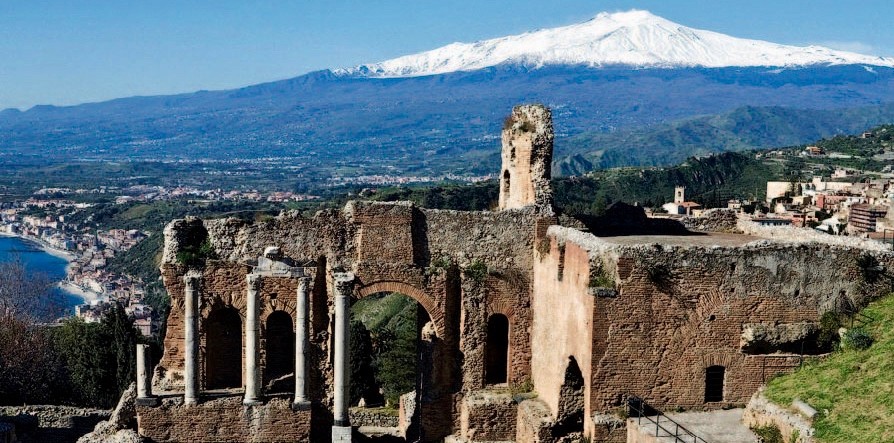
264, 310, 294, 383
705, 365, 725, 403
350, 291, 433, 441
205, 308, 242, 390
553, 356, 585, 438
485, 314, 509, 385
502, 170, 511, 195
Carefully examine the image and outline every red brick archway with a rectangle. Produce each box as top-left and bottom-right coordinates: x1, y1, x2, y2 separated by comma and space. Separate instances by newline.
356, 280, 445, 338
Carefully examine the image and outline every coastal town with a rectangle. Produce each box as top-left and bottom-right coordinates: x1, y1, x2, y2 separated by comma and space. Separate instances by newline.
0, 183, 323, 336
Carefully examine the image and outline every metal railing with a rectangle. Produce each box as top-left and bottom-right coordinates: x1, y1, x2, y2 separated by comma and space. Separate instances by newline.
847, 310, 875, 329
627, 396, 708, 443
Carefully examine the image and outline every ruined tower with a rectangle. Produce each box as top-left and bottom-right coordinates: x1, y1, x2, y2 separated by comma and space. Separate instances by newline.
498, 104, 554, 212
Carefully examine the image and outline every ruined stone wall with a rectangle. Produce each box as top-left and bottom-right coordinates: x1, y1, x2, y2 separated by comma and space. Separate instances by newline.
538, 226, 894, 425
530, 233, 598, 437
151, 201, 545, 442
136, 398, 311, 443
422, 208, 544, 389
0, 405, 109, 443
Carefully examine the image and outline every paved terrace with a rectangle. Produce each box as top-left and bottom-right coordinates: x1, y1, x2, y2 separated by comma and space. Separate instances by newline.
598, 233, 761, 248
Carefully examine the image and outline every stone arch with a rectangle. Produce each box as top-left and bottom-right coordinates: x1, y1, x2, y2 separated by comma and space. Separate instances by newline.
264, 310, 294, 382
485, 313, 509, 385
357, 280, 445, 338
205, 307, 243, 390
486, 296, 516, 320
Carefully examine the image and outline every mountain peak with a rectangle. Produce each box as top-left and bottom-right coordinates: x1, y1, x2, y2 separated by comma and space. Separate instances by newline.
334, 10, 894, 78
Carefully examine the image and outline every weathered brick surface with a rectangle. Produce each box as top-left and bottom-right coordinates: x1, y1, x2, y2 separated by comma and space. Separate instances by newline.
460, 391, 518, 442
534, 226, 894, 441
136, 397, 310, 443
151, 201, 546, 441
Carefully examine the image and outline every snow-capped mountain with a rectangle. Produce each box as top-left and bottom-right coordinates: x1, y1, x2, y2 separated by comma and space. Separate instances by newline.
335, 10, 894, 77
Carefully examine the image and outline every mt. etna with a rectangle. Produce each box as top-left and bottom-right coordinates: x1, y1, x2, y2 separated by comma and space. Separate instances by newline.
4, 10, 894, 176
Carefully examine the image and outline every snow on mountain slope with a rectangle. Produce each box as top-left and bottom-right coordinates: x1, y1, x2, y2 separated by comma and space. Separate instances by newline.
334, 10, 894, 77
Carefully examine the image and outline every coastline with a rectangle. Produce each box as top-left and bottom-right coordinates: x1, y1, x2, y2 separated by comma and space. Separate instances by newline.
0, 230, 77, 261
0, 231, 104, 306
58, 281, 105, 305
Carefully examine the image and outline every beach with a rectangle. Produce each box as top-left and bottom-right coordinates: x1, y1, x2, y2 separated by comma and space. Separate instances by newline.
59, 281, 105, 305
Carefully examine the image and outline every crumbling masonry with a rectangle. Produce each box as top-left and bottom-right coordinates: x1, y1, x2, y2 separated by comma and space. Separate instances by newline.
136, 104, 894, 442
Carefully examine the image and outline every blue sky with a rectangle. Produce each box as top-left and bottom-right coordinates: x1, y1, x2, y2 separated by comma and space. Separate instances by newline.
2, 0, 893, 109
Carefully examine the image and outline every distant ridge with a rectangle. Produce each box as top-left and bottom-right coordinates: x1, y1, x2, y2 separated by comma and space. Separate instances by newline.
334, 10, 894, 77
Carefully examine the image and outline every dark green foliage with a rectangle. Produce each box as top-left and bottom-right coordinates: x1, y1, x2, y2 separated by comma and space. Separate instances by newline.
562, 105, 894, 173
176, 238, 217, 267
374, 301, 418, 407
842, 328, 874, 350
588, 268, 614, 288
818, 311, 843, 351
554, 152, 778, 220
751, 424, 784, 443
350, 320, 378, 405
463, 260, 488, 283
350, 293, 419, 408
105, 304, 138, 396
53, 304, 141, 408
372, 182, 498, 211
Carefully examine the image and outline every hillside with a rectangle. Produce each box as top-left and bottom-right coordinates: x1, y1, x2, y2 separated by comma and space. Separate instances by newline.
558, 104, 894, 174
373, 151, 780, 215
764, 293, 894, 442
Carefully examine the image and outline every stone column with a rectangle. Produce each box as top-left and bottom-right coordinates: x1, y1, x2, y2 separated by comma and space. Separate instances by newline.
244, 273, 262, 405
135, 343, 158, 406
332, 272, 354, 442
293, 277, 311, 407
183, 272, 200, 405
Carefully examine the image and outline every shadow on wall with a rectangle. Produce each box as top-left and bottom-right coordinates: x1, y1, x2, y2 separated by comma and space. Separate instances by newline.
573, 202, 703, 237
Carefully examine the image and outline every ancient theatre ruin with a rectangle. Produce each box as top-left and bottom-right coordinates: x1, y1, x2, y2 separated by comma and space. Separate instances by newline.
135, 104, 894, 442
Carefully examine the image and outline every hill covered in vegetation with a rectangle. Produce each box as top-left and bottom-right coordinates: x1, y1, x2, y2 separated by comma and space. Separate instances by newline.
558, 104, 894, 174
765, 293, 894, 442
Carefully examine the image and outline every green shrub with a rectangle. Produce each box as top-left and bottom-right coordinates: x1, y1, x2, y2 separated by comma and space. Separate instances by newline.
463, 260, 488, 283
509, 377, 534, 395
842, 327, 874, 350
751, 424, 784, 443
817, 311, 843, 351
176, 238, 217, 267
589, 267, 614, 288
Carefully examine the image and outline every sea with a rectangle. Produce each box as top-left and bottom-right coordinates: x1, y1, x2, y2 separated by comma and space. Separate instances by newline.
0, 235, 84, 314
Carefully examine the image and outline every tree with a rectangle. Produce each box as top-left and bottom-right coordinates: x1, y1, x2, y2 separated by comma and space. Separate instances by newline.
103, 303, 138, 396
349, 320, 378, 406
0, 259, 68, 405
0, 258, 63, 321
0, 316, 67, 405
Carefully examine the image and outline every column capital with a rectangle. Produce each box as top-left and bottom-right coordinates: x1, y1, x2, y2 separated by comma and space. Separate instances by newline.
333, 272, 355, 296
297, 276, 312, 291
183, 271, 202, 288
246, 273, 261, 288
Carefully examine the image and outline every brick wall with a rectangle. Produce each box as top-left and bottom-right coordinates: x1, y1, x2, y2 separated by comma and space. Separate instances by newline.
137, 397, 311, 443
536, 226, 894, 441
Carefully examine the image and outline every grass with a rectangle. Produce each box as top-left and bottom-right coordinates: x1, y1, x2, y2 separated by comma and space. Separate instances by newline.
764, 293, 894, 443
352, 292, 416, 332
